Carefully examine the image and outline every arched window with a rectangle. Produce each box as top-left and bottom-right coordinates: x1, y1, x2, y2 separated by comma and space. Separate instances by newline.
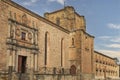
72, 38, 74, 46
44, 32, 50, 66
45, 32, 48, 65
61, 38, 64, 67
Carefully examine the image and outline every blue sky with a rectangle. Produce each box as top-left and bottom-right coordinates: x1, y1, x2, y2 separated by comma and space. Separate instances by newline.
13, 0, 120, 58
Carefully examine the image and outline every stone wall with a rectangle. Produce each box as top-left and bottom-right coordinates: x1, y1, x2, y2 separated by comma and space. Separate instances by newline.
0, 0, 9, 71
35, 75, 79, 80
0, 0, 71, 73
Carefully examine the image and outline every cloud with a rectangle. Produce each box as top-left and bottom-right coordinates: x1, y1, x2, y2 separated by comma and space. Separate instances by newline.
98, 36, 120, 43
22, 0, 38, 6
98, 36, 120, 49
48, 0, 65, 5
96, 49, 120, 58
98, 36, 111, 40
105, 44, 120, 48
110, 38, 120, 43
107, 23, 120, 29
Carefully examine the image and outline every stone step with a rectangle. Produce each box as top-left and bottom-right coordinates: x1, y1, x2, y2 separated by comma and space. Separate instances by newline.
17, 73, 30, 80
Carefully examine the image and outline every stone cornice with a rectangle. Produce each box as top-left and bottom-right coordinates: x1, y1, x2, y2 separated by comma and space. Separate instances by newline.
70, 29, 95, 38
45, 6, 74, 14
6, 38, 39, 51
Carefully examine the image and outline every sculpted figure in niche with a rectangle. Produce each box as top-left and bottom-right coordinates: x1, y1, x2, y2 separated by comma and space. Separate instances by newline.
22, 14, 28, 25
72, 38, 74, 46
10, 24, 14, 38
15, 25, 21, 36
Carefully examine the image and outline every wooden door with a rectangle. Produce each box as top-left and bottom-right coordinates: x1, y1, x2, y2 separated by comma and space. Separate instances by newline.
70, 65, 76, 75
22, 57, 26, 73
18, 55, 27, 73
18, 56, 22, 73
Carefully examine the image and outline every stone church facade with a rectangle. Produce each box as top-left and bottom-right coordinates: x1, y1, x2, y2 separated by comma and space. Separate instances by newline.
0, 0, 119, 80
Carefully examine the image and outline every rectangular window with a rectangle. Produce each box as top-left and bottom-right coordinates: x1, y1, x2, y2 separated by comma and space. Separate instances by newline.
21, 32, 26, 40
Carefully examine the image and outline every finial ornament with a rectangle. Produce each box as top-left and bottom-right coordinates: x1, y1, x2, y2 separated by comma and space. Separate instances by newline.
64, 0, 66, 8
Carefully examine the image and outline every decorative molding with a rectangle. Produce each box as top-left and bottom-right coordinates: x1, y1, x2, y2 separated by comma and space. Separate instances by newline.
15, 28, 20, 36
8, 18, 38, 31
28, 32, 32, 40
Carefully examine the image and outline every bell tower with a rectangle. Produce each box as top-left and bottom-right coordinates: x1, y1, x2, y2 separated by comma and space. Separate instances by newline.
44, 6, 86, 31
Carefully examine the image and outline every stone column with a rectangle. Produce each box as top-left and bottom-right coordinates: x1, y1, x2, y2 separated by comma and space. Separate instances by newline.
31, 53, 34, 70
8, 50, 13, 80
8, 50, 12, 67
12, 50, 16, 71
35, 31, 38, 45
29, 53, 34, 80
34, 54, 38, 71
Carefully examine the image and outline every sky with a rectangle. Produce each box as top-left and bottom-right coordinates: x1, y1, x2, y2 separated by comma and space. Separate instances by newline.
12, 0, 120, 59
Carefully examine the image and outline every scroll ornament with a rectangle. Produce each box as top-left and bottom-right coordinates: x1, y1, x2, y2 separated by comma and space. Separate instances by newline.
28, 32, 32, 40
